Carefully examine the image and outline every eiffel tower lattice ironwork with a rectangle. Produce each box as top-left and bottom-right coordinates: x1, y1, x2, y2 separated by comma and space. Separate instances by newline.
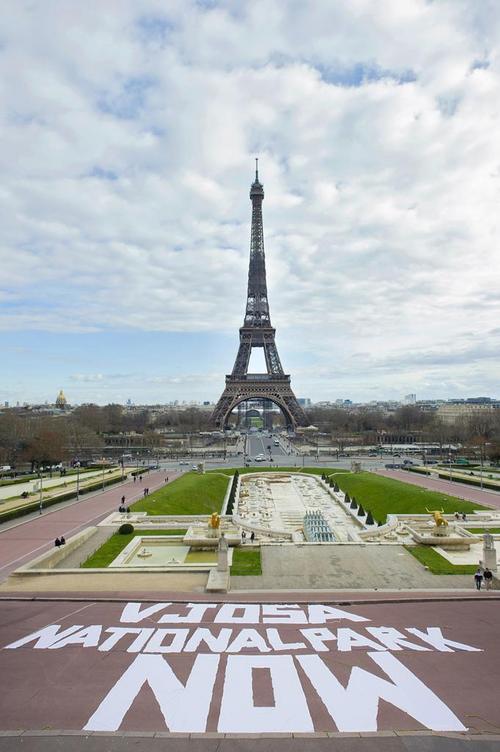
212, 162, 310, 430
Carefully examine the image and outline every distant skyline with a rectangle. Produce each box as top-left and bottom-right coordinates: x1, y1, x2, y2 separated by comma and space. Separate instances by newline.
1, 1, 499, 406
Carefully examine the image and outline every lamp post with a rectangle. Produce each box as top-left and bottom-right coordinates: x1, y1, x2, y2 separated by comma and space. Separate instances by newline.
448, 452, 452, 482
38, 466, 43, 515
75, 461, 80, 499
121, 454, 125, 482
480, 444, 484, 490
102, 458, 105, 491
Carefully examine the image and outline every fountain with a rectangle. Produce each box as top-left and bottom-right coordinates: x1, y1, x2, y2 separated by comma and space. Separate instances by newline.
406, 512, 475, 550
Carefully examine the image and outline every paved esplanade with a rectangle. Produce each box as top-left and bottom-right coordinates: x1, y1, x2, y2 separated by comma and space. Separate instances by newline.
0, 595, 499, 748
0, 470, 179, 582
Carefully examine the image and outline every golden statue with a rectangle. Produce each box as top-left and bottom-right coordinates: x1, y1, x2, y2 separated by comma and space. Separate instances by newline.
209, 512, 221, 529
426, 508, 448, 527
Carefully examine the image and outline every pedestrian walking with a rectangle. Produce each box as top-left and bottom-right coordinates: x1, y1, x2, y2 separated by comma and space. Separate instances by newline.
133, 476, 136, 483
484, 568, 493, 590
143, 488, 147, 497
139, 475, 143, 482
474, 568, 483, 590
454, 511, 460, 520
462, 513, 467, 521
121, 495, 125, 505
241, 530, 246, 544
250, 531, 255, 543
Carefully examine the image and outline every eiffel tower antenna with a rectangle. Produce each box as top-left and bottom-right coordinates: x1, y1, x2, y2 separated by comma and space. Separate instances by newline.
211, 165, 309, 430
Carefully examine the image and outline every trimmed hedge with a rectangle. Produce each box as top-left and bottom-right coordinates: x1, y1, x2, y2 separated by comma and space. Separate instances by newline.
435, 472, 500, 492
131, 467, 151, 478
118, 523, 134, 535
406, 465, 500, 491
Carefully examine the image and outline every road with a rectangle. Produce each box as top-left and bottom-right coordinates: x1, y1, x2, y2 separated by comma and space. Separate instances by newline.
0, 470, 178, 583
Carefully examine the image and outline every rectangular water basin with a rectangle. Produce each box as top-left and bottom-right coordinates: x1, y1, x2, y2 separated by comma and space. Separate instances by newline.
110, 536, 218, 568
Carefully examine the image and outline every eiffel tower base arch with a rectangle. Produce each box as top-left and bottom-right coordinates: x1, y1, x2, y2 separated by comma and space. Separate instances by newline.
212, 376, 309, 431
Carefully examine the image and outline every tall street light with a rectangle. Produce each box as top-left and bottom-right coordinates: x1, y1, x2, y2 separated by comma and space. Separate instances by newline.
38, 465, 43, 515
75, 461, 80, 500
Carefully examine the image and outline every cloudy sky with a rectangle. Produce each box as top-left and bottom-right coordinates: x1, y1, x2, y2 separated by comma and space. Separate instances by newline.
1, 0, 499, 406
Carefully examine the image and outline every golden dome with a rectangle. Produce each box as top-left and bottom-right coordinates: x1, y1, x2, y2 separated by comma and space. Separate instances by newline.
56, 389, 67, 407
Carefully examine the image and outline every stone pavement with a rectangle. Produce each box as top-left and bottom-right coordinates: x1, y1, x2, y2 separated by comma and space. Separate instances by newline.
232, 544, 474, 591
51, 526, 112, 569
0, 571, 208, 593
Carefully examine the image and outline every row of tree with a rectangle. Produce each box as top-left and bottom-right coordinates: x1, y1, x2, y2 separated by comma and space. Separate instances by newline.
308, 405, 500, 460
1, 402, 499, 469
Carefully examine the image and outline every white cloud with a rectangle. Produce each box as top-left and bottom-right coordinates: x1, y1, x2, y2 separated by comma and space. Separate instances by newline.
0, 0, 499, 400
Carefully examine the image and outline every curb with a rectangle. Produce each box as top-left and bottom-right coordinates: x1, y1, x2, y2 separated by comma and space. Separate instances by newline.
0, 729, 499, 740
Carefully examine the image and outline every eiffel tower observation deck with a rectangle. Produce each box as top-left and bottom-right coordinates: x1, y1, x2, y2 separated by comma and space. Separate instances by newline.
212, 162, 310, 430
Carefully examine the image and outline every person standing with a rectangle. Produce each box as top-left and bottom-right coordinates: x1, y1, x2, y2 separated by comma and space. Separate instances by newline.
483, 568, 493, 590
474, 568, 483, 590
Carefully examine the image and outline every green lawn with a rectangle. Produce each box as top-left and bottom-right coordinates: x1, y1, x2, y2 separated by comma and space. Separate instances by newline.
405, 545, 477, 575
81, 529, 187, 568
466, 528, 500, 534
230, 548, 262, 575
322, 471, 485, 524
130, 472, 229, 515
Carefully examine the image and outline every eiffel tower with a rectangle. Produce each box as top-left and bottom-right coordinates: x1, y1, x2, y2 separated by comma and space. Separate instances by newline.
212, 162, 310, 430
